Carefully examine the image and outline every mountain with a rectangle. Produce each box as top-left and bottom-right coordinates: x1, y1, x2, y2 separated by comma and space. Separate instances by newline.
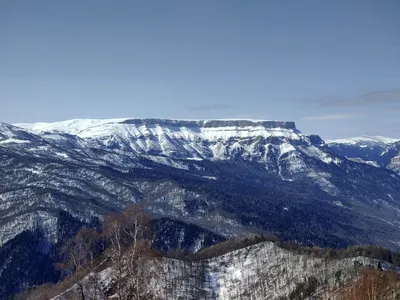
327, 136, 400, 174
21, 238, 400, 300
1, 118, 400, 297
2, 118, 400, 248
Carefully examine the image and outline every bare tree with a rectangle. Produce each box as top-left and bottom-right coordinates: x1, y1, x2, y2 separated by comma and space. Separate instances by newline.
102, 204, 160, 300
58, 227, 101, 300
336, 268, 400, 300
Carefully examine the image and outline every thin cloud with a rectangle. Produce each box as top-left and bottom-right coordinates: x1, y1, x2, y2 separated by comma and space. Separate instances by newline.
383, 106, 400, 113
304, 89, 400, 108
188, 104, 232, 111
302, 113, 365, 121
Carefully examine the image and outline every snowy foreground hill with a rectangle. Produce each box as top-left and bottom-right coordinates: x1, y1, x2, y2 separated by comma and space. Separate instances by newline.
1, 118, 400, 298
44, 241, 395, 300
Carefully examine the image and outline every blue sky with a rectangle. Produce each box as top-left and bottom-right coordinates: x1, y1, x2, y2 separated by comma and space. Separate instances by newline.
1, 0, 399, 139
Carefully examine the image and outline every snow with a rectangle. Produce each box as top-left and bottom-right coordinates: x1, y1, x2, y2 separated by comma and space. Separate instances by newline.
55, 152, 69, 158
24, 167, 42, 174
0, 138, 30, 144
0, 211, 58, 246
0, 123, 31, 144
15, 118, 300, 141
333, 201, 344, 207
300, 145, 341, 165
307, 171, 338, 196
327, 136, 400, 145
15, 118, 128, 136
186, 157, 203, 161
0, 123, 19, 138
347, 157, 380, 167
278, 143, 296, 155
53, 241, 385, 300
12, 118, 343, 167
203, 176, 217, 180
146, 155, 189, 170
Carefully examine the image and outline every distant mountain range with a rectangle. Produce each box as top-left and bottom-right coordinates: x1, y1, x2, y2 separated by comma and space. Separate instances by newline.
327, 136, 400, 174
1, 118, 400, 298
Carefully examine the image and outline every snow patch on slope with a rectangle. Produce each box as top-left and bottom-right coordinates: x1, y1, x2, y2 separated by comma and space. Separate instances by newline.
307, 171, 338, 196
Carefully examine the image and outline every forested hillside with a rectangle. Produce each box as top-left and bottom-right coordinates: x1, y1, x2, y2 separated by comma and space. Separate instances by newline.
18, 206, 400, 300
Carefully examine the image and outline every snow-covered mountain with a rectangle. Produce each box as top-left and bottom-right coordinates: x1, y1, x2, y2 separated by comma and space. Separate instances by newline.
327, 136, 400, 174
327, 136, 400, 145
1, 118, 400, 247
1, 118, 400, 298
14, 119, 302, 163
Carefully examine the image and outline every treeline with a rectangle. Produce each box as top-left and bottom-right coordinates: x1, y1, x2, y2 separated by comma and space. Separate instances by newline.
276, 241, 400, 265
166, 233, 400, 265
165, 234, 273, 261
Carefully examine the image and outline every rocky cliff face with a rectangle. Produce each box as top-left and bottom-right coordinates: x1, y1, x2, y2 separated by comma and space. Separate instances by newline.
119, 119, 297, 129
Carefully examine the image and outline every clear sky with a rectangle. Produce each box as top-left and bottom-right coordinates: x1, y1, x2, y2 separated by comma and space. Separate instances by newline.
1, 0, 399, 139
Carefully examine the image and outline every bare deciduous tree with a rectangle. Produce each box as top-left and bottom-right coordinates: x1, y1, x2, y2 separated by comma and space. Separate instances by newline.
103, 204, 160, 300
58, 227, 101, 300
335, 268, 400, 300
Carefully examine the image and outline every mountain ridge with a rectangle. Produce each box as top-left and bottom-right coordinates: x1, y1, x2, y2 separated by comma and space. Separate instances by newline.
1, 118, 400, 247
14, 118, 299, 142
327, 135, 400, 145
327, 136, 400, 175
1, 118, 400, 298
14, 118, 297, 129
